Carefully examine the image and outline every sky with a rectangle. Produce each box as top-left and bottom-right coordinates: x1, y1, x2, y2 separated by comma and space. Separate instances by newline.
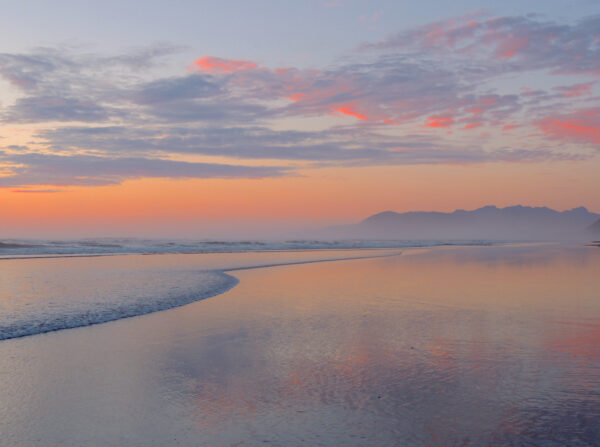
1, 0, 599, 237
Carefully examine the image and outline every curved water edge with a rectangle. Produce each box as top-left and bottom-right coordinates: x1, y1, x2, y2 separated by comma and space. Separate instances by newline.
0, 271, 239, 342
0, 251, 404, 342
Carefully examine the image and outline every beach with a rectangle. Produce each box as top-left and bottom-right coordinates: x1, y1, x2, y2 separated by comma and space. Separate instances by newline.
1, 244, 599, 446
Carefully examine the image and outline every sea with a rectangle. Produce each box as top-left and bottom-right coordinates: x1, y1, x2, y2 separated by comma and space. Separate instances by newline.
0, 238, 493, 341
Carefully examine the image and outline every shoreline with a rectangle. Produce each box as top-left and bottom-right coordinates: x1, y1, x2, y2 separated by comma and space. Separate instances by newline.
0, 241, 585, 341
2, 243, 598, 445
0, 240, 502, 261
0, 248, 405, 342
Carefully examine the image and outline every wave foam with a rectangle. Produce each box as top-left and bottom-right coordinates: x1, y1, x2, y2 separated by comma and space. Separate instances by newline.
0, 270, 237, 341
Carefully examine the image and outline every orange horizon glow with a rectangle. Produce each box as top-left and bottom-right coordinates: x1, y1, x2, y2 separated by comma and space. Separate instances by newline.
2, 160, 600, 237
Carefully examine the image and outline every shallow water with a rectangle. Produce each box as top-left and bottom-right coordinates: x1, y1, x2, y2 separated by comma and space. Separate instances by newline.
0, 244, 599, 446
0, 249, 394, 340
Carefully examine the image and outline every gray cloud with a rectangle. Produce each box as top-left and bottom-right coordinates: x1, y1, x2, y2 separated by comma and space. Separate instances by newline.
0, 50, 72, 91
0, 151, 289, 187
3, 96, 110, 123
363, 14, 600, 77
36, 125, 466, 161
144, 100, 272, 123
0, 44, 180, 92
0, 14, 597, 188
134, 74, 222, 105
37, 125, 583, 166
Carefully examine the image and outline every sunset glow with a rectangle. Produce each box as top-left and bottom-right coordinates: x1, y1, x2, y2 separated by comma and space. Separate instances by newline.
2, 4, 600, 446
1, 1, 599, 237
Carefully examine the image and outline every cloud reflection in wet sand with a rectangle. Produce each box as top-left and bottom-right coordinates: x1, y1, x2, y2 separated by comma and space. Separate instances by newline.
159, 245, 600, 445
0, 245, 598, 446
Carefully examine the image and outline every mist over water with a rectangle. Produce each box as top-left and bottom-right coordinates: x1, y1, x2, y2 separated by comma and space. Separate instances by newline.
0, 238, 496, 258
326, 205, 600, 241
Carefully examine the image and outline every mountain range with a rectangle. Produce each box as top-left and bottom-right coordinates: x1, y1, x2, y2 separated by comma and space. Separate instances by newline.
587, 218, 600, 236
322, 205, 600, 241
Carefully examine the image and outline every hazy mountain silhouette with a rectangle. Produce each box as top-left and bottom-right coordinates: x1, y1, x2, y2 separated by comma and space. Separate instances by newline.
587, 218, 600, 235
322, 205, 599, 241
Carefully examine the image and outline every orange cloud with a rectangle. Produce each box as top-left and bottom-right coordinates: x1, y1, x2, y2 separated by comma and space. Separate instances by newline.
191, 56, 258, 74
333, 104, 368, 120
426, 116, 454, 128
286, 92, 306, 102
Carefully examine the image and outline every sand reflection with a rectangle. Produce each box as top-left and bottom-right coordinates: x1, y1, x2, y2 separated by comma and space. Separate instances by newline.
1, 245, 598, 446
155, 244, 600, 445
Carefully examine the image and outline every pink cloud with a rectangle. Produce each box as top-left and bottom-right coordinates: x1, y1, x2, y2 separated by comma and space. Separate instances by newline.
554, 83, 593, 98
410, 15, 483, 49
495, 35, 529, 59
333, 104, 368, 120
464, 122, 483, 130
368, 14, 600, 77
361, 10, 383, 24
191, 56, 258, 74
426, 116, 454, 128
535, 108, 600, 145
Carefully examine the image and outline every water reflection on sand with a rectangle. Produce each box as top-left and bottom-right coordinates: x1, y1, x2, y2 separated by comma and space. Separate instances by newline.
1, 244, 599, 446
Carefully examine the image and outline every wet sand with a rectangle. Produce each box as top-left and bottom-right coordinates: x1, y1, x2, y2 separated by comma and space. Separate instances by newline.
1, 244, 599, 446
